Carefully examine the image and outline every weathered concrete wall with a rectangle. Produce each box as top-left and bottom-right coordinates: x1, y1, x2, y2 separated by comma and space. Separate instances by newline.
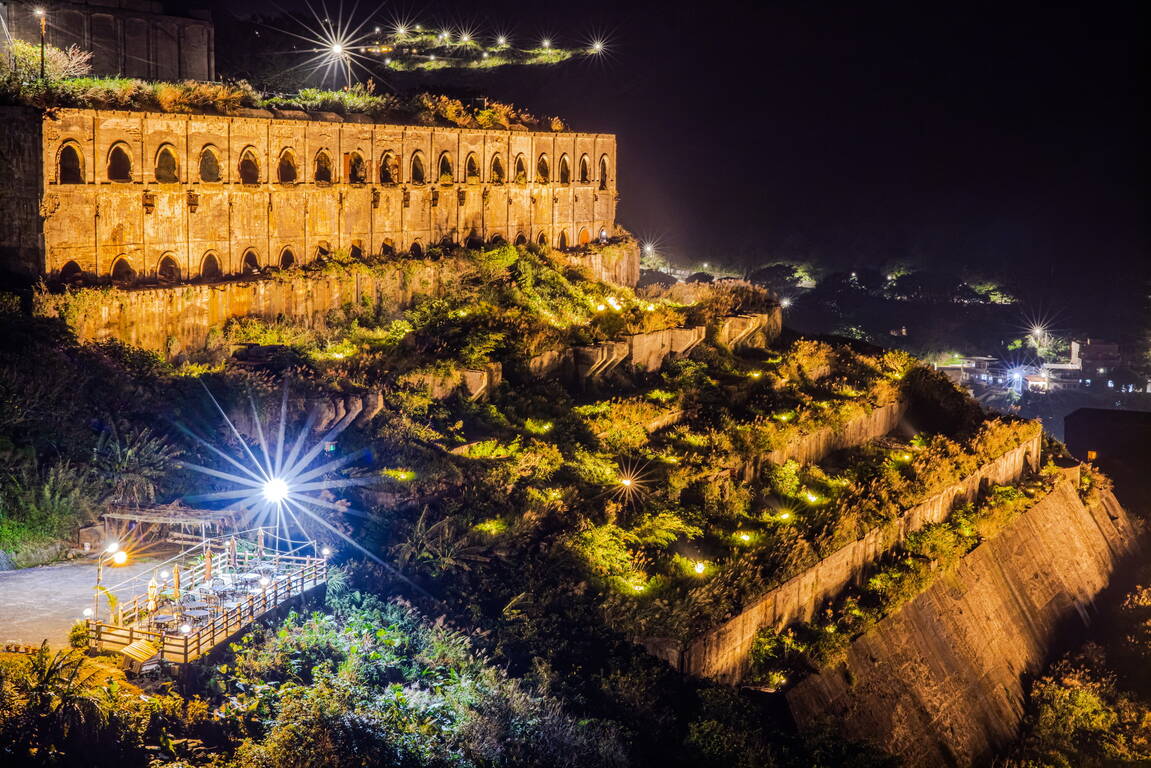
537, 310, 781, 385
762, 399, 909, 469
786, 481, 1141, 767
652, 433, 1043, 682
1, 106, 618, 281
3, 0, 215, 81
35, 261, 457, 356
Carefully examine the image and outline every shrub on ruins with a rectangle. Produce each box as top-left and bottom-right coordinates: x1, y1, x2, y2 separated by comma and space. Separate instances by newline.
0, 40, 91, 83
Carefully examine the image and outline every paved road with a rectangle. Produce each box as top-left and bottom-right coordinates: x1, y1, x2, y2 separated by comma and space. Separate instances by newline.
0, 553, 174, 647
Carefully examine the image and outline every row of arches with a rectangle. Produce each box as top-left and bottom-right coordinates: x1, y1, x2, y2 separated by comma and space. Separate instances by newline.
57, 142, 611, 190
56, 226, 606, 283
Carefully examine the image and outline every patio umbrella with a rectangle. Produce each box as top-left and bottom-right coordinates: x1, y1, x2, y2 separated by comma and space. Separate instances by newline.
172, 564, 181, 602
204, 548, 213, 582
147, 576, 158, 613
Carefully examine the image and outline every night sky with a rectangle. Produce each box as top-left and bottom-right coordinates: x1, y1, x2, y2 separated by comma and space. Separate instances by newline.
218, 0, 1146, 325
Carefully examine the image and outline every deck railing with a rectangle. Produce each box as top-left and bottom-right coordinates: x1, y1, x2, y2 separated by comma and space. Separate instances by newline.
89, 552, 327, 663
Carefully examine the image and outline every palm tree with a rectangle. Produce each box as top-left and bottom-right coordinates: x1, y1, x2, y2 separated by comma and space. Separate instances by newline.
17, 642, 110, 757
91, 422, 181, 506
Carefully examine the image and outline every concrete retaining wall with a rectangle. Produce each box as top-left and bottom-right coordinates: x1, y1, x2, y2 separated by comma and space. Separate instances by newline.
646, 433, 1043, 682
786, 481, 1140, 766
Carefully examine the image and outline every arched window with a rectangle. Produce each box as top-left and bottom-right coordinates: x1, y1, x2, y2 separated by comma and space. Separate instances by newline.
438, 152, 453, 184
579, 154, 590, 184
58, 144, 83, 184
279, 248, 295, 269
578, 227, 591, 246
464, 153, 480, 182
380, 151, 398, 184
410, 153, 426, 185
278, 150, 298, 183
598, 155, 609, 190
315, 241, 332, 260
465, 230, 484, 249
537, 232, 548, 247
238, 149, 260, 184
514, 233, 527, 246
410, 241, 424, 257
350, 241, 364, 260
314, 151, 333, 184
58, 260, 83, 282
241, 250, 260, 274
514, 155, 527, 184
558, 230, 569, 249
559, 155, 571, 184
110, 257, 135, 282
154, 146, 178, 183
490, 234, 506, 246
381, 238, 396, 255
107, 144, 132, 182
199, 147, 221, 182
348, 152, 367, 184
536, 154, 550, 183
490, 155, 505, 184
200, 252, 222, 279
157, 254, 181, 282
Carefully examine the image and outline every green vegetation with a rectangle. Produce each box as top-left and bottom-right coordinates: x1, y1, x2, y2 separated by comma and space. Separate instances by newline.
0, 43, 568, 130
1002, 571, 1151, 767
747, 471, 1057, 682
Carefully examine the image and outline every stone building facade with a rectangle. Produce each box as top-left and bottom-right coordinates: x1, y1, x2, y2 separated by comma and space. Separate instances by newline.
2, 0, 214, 80
0, 106, 619, 281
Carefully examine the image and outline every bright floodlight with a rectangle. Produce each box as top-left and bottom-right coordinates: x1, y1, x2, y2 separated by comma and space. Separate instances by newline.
541, 38, 551, 49
105, 541, 120, 554
496, 35, 507, 46
263, 477, 290, 504
111, 550, 128, 565
34, 7, 45, 17
780, 298, 792, 308
331, 43, 344, 55
591, 40, 605, 54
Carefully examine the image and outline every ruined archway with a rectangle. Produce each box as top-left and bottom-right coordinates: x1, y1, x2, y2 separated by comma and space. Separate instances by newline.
238, 149, 260, 184
241, 250, 260, 274
314, 151, 333, 184
200, 252, 222, 279
154, 145, 178, 183
157, 254, 181, 282
58, 143, 83, 184
107, 144, 132, 183
278, 150, 298, 183
199, 146, 221, 182
110, 257, 136, 283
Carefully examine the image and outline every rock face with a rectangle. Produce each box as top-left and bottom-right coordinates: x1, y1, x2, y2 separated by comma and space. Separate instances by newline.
786, 480, 1140, 767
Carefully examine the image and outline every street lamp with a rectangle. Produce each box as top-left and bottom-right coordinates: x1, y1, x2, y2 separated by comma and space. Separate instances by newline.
34, 7, 46, 80
92, 542, 128, 623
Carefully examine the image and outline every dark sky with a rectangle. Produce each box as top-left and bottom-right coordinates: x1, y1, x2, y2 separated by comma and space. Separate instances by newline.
220, 0, 1146, 320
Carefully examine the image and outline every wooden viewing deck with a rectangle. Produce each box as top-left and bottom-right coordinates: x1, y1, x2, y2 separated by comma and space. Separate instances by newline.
87, 537, 327, 664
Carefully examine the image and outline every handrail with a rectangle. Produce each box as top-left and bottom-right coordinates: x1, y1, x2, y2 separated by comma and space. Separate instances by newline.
91, 558, 327, 663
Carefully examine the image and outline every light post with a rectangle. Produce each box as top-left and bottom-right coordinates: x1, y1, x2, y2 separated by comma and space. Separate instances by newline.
92, 542, 128, 623
34, 7, 46, 80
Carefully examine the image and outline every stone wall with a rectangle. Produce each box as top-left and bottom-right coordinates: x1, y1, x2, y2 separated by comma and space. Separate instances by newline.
530, 310, 781, 386
786, 481, 1140, 766
0, 106, 618, 280
761, 399, 909, 469
3, 0, 214, 81
648, 433, 1043, 682
34, 260, 460, 356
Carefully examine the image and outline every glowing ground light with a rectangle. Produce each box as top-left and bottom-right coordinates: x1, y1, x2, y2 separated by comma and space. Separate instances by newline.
779, 511, 793, 521
111, 550, 128, 565
780, 298, 792, 308
541, 38, 552, 48
496, 35, 507, 46
693, 561, 706, 574
805, 492, 820, 503
632, 584, 645, 592
646, 304, 656, 311
620, 478, 633, 487
591, 40, 604, 53
739, 532, 752, 542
